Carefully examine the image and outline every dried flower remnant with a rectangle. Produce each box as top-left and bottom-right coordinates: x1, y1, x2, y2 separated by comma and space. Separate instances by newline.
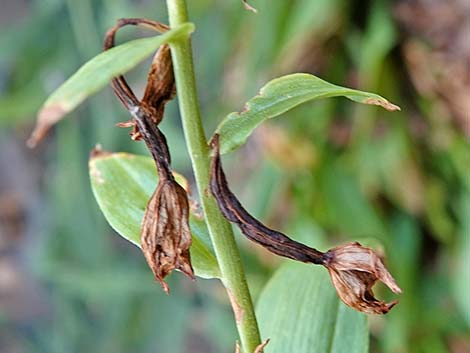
104, 18, 194, 292
133, 106, 195, 292
103, 18, 174, 140
323, 242, 402, 314
210, 134, 401, 314
142, 179, 194, 293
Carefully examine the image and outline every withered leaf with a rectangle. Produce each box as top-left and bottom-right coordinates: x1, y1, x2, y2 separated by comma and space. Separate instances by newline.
210, 134, 401, 314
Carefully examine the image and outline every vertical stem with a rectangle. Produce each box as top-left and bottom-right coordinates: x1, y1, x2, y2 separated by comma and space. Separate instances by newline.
165, 1, 261, 352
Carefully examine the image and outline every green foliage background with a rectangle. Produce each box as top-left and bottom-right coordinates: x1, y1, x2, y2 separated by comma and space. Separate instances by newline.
0, 0, 468, 352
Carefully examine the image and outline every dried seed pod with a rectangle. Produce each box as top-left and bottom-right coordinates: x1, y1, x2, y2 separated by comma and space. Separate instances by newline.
132, 107, 195, 291
141, 179, 194, 293
323, 242, 402, 314
103, 18, 194, 291
210, 134, 401, 314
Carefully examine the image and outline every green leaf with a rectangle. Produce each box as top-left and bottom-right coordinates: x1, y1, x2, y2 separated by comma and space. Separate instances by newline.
89, 151, 220, 279
257, 262, 368, 353
28, 23, 194, 146
319, 163, 387, 239
454, 191, 470, 327
214, 73, 400, 154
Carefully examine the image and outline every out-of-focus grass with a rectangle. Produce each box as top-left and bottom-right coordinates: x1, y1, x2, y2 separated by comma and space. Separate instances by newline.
0, 1, 468, 353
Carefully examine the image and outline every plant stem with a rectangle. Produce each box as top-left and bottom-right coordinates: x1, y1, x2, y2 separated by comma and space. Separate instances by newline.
165, 1, 261, 352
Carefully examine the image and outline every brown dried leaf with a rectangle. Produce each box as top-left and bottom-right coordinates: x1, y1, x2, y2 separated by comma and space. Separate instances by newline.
141, 179, 194, 293
323, 242, 402, 314
363, 97, 401, 112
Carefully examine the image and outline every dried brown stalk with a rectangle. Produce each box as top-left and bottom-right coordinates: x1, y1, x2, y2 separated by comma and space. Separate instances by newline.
210, 134, 401, 314
210, 135, 324, 265
104, 18, 193, 292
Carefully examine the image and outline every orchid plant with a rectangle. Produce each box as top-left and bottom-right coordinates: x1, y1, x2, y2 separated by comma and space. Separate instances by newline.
29, 1, 402, 352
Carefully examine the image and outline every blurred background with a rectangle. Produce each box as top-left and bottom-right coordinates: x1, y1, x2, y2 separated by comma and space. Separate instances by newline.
0, 0, 469, 352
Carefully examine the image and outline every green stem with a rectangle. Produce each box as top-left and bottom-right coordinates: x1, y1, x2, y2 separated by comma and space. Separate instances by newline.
165, 1, 261, 352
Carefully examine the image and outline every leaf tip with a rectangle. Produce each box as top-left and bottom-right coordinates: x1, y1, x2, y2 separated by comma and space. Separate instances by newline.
27, 104, 68, 148
254, 339, 270, 353
242, 0, 258, 13
364, 97, 401, 112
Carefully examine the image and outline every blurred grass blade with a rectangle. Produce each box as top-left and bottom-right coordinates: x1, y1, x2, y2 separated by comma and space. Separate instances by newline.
28, 22, 195, 147
454, 191, 470, 327
214, 73, 400, 154
257, 262, 368, 353
89, 151, 220, 279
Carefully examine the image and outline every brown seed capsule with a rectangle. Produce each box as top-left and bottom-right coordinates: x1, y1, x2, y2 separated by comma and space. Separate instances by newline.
323, 242, 402, 314
210, 134, 401, 314
103, 18, 194, 292
141, 179, 194, 293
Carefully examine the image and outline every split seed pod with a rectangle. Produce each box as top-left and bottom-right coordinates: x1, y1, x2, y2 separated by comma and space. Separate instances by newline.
323, 242, 402, 314
210, 134, 401, 314
132, 108, 195, 292
141, 179, 194, 293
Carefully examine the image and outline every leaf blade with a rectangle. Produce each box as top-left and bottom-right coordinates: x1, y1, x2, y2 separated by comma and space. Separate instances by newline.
215, 73, 400, 154
28, 23, 194, 146
89, 152, 220, 279
256, 262, 368, 353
